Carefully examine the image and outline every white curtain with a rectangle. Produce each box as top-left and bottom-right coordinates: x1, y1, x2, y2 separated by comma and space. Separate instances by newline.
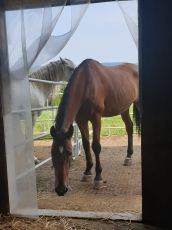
2, 0, 90, 218
117, 0, 138, 48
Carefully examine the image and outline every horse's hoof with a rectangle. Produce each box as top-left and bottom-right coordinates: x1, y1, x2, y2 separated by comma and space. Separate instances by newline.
35, 159, 40, 165
123, 157, 132, 166
80, 174, 92, 182
92, 180, 104, 190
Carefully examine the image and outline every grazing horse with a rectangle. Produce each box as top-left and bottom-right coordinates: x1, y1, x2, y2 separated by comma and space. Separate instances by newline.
30, 57, 76, 163
50, 59, 141, 196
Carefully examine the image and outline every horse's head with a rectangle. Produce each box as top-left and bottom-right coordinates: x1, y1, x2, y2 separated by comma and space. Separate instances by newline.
59, 57, 76, 82
50, 125, 74, 196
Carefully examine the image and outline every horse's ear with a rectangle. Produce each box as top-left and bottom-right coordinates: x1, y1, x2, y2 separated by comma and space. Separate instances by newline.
59, 57, 66, 64
65, 125, 74, 139
50, 126, 56, 139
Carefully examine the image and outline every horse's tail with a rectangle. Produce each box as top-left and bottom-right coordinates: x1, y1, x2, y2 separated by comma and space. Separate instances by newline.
133, 103, 141, 135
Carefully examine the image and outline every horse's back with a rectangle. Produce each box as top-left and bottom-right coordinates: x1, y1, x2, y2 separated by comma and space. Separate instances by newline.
78, 59, 138, 84
77, 59, 138, 98
75, 59, 139, 117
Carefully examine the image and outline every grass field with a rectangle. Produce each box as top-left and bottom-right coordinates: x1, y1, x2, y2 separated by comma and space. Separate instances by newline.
34, 105, 136, 139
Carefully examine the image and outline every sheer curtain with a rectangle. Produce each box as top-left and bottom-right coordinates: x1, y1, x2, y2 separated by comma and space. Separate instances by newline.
117, 0, 138, 48
2, 0, 90, 218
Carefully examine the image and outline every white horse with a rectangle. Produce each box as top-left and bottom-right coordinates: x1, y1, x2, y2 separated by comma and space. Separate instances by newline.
29, 57, 76, 163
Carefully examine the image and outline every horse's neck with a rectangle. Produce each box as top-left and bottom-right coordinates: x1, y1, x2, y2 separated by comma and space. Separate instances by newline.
62, 77, 86, 133
49, 62, 64, 82
30, 63, 63, 101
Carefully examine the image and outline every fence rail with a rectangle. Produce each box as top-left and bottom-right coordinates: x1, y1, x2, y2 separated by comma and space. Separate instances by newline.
29, 78, 81, 169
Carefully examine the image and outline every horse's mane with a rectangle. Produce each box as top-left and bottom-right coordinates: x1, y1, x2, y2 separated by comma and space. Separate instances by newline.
29, 61, 62, 82
63, 58, 76, 68
54, 59, 95, 131
55, 66, 80, 131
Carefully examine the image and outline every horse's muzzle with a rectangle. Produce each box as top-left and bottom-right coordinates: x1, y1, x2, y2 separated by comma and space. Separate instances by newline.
55, 186, 68, 196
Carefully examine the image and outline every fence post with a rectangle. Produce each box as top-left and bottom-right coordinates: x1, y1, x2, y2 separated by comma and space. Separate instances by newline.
76, 125, 80, 155
73, 123, 78, 159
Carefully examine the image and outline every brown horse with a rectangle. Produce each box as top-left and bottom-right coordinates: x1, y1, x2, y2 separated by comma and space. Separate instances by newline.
50, 59, 140, 196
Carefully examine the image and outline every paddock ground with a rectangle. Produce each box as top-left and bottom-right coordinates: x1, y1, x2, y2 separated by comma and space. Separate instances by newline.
35, 134, 142, 216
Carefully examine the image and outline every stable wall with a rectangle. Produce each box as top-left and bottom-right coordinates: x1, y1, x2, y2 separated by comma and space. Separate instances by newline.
0, 2, 10, 214
139, 1, 172, 229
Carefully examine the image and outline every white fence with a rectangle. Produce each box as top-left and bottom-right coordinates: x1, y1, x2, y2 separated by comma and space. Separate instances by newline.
29, 78, 82, 169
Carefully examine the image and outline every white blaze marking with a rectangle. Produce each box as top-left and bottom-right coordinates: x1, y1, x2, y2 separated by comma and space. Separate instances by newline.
59, 146, 63, 153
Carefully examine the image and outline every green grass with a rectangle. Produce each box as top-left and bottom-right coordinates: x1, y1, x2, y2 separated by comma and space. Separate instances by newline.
34, 105, 136, 139
33, 110, 56, 137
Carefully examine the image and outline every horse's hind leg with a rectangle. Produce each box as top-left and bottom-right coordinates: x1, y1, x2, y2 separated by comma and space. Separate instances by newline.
76, 120, 93, 182
121, 109, 133, 166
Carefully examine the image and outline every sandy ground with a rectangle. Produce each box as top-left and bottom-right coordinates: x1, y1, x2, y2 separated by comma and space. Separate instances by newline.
34, 134, 142, 215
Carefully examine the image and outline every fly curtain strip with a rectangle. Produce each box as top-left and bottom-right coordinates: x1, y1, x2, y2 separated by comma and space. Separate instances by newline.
3, 0, 89, 218
116, 0, 138, 48
32, 0, 90, 67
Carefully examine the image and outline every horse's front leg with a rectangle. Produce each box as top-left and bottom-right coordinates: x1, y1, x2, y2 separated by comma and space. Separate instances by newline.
121, 109, 133, 166
90, 114, 103, 189
76, 120, 93, 182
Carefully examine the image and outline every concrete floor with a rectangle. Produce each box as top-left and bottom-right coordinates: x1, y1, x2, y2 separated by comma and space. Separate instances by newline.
76, 219, 165, 230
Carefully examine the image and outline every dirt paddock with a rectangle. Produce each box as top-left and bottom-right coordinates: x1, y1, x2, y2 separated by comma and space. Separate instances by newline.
34, 134, 142, 215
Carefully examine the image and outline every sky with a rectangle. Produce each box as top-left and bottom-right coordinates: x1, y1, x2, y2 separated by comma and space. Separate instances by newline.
49, 1, 138, 66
